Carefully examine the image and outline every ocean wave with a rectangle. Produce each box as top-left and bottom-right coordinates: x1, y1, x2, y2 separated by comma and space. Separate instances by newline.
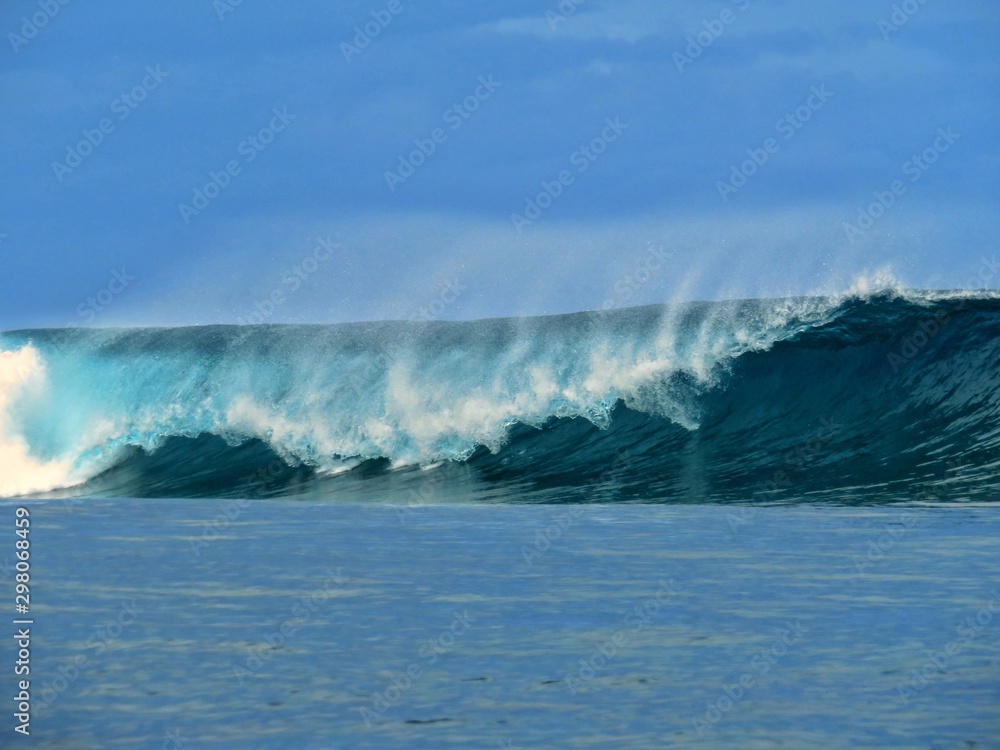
2, 288, 999, 501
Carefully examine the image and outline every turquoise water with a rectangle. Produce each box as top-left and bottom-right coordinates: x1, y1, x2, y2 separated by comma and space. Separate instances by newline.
6, 499, 998, 749
4, 294, 999, 504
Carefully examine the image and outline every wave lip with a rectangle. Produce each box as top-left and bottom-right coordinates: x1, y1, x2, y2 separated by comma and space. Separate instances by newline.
2, 291, 999, 502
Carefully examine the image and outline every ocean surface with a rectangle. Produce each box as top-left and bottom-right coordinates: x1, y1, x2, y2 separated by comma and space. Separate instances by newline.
2, 290, 999, 747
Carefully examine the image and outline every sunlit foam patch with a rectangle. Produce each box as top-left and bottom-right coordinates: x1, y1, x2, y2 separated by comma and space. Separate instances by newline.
0, 346, 77, 496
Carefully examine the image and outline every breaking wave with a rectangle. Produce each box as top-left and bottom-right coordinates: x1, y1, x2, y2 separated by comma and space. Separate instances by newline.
2, 288, 998, 503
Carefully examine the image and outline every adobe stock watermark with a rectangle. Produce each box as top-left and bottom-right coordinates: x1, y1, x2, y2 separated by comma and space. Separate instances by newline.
76, 268, 136, 323
407, 276, 466, 322
354, 610, 475, 727
51, 65, 170, 183
7, 0, 73, 54
35, 600, 142, 714
337, 359, 380, 412
879, 0, 930, 40
727, 417, 842, 533
232, 568, 349, 685
506, 460, 639, 569
510, 117, 628, 233
385, 75, 501, 192
673, 0, 752, 72
692, 619, 808, 737
236, 236, 340, 325
564, 579, 681, 693
213, 0, 247, 21
886, 255, 996, 374
188, 458, 295, 556
394, 462, 459, 524
189, 497, 253, 556
36, 266, 139, 369
519, 507, 587, 570
895, 589, 1000, 705
341, 0, 407, 63
887, 308, 950, 375
0, 556, 15, 583
600, 245, 673, 311
849, 513, 920, 580
843, 127, 959, 243
162, 729, 186, 750
716, 84, 834, 201
546, 0, 586, 31
178, 106, 295, 224
599, 450, 636, 502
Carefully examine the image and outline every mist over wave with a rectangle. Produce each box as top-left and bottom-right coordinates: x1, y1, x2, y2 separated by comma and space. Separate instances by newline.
2, 288, 998, 502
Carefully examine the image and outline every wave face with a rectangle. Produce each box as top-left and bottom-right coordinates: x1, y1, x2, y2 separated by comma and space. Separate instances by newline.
2, 291, 999, 503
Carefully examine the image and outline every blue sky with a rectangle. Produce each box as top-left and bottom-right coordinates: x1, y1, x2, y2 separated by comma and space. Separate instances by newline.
2, 0, 998, 328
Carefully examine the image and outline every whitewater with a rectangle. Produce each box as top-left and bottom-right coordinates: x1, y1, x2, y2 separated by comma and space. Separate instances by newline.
2, 288, 999, 501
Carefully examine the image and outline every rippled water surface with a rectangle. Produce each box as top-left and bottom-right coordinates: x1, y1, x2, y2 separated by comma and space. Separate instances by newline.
5, 499, 998, 749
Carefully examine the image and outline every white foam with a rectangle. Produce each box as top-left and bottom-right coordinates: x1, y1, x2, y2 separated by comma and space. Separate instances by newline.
10, 283, 972, 492
844, 266, 904, 299
0, 346, 77, 497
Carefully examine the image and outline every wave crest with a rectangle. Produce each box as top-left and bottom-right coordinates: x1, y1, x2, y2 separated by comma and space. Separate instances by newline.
2, 290, 999, 500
